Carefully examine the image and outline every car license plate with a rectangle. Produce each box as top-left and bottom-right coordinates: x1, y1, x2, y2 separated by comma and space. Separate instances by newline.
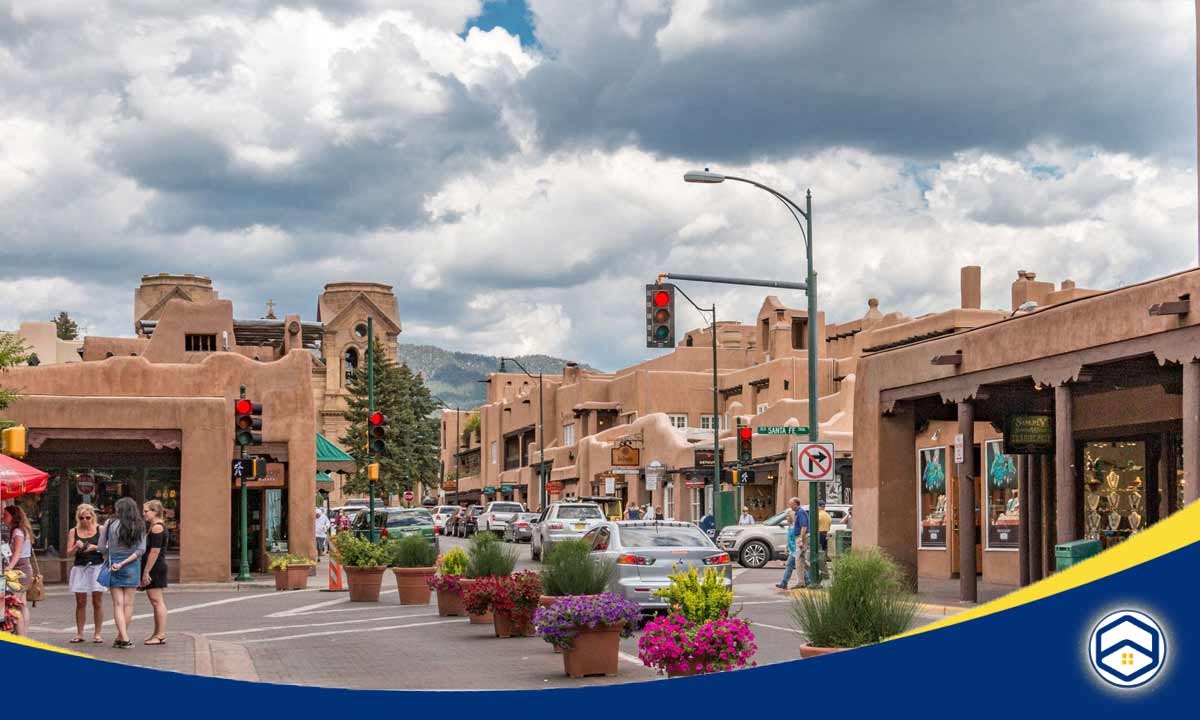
573, 523, 586, 531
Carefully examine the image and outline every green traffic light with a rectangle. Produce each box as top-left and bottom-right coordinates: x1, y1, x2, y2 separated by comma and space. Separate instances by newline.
654, 326, 669, 340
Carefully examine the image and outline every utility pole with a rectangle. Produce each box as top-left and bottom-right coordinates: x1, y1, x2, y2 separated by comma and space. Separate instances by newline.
236, 385, 251, 582
367, 316, 376, 543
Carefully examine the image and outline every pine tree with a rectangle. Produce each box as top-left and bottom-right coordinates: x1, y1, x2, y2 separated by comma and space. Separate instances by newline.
338, 342, 442, 505
52, 311, 79, 340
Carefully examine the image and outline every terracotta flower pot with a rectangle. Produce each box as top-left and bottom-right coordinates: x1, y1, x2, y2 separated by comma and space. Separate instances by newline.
280, 564, 314, 590
392, 567, 435, 605
436, 588, 466, 617
345, 566, 387, 602
459, 579, 493, 624
562, 625, 622, 678
667, 665, 707, 678
799, 644, 847, 658
493, 609, 535, 638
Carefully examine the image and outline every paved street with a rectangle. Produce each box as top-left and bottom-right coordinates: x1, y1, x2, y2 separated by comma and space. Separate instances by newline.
25, 536, 948, 689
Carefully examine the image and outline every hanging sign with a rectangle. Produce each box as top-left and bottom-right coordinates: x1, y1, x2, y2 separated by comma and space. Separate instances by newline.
612, 445, 641, 467
1005, 414, 1054, 454
954, 434, 964, 464
604, 475, 616, 494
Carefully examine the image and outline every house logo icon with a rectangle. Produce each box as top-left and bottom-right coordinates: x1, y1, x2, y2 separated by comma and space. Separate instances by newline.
1088, 610, 1166, 689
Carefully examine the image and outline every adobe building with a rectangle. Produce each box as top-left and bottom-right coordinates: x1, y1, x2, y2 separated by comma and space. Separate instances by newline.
440, 293, 904, 524
853, 266, 1199, 601
0, 274, 403, 582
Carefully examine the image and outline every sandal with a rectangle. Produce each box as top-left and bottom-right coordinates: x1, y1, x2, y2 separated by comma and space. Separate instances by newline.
93, 638, 104, 644
69, 637, 85, 644
143, 637, 166, 646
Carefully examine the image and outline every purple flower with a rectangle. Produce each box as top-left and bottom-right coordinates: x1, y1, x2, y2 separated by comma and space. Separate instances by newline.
533, 593, 642, 650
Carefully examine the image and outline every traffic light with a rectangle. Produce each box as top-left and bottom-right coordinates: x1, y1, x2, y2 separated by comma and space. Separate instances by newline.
369, 412, 388, 455
1, 425, 26, 458
251, 457, 268, 479
234, 398, 263, 447
738, 426, 753, 463
741, 469, 755, 485
645, 283, 676, 349
367, 462, 380, 482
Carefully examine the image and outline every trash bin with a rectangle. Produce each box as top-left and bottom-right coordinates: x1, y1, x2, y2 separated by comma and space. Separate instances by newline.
1054, 539, 1101, 571
832, 529, 852, 557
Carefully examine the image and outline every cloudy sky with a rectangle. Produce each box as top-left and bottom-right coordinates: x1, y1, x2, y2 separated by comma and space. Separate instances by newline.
1, 0, 1195, 370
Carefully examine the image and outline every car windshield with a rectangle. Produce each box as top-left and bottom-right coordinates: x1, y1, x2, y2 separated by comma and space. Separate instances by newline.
436, 506, 458, 515
388, 512, 431, 528
763, 511, 788, 526
618, 525, 711, 548
490, 503, 522, 513
518, 513, 540, 521
557, 506, 603, 520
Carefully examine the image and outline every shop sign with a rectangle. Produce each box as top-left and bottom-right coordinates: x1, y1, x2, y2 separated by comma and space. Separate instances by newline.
604, 475, 616, 494
441, 479, 457, 491
612, 445, 641, 467
546, 481, 564, 493
500, 484, 513, 493
694, 448, 720, 468
483, 486, 496, 494
685, 475, 707, 489
612, 468, 639, 475
75, 473, 96, 496
644, 461, 665, 491
1005, 413, 1053, 454
954, 434, 964, 464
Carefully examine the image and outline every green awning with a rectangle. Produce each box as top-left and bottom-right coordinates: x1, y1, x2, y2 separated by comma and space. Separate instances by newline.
316, 471, 333, 485
316, 433, 354, 462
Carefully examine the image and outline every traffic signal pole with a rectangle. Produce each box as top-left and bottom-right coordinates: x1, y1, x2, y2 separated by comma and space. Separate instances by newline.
236, 385, 251, 582
367, 316, 376, 543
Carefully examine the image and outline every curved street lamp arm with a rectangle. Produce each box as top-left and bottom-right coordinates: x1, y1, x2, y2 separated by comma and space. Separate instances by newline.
669, 283, 716, 326
721, 175, 809, 251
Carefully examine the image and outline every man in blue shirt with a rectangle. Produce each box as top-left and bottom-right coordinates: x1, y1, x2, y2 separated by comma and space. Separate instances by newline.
775, 497, 808, 591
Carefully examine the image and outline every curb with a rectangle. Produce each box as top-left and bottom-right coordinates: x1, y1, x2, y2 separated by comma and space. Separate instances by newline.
784, 588, 968, 617
41, 580, 290, 597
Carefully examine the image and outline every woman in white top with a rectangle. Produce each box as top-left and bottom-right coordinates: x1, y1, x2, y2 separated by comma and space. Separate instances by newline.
739, 506, 756, 525
3, 505, 34, 636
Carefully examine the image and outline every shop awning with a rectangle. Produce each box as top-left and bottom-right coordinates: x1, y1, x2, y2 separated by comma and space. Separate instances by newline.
316, 433, 356, 473
0, 454, 49, 500
316, 471, 334, 485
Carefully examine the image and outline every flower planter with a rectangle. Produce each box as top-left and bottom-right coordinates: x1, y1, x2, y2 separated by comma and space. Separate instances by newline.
273, 564, 313, 591
392, 567, 435, 605
345, 566, 387, 603
799, 644, 847, 658
561, 625, 622, 678
667, 664, 708, 678
436, 588, 466, 617
459, 579, 493, 624
493, 609, 534, 638
539, 596, 562, 651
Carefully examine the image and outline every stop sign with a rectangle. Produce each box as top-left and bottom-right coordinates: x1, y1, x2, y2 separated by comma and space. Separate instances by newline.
403, 490, 414, 502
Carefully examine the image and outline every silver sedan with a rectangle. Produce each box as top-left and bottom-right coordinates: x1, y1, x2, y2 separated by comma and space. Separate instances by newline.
582, 521, 733, 611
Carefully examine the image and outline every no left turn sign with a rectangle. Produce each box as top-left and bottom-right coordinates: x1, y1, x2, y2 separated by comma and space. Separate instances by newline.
794, 442, 836, 482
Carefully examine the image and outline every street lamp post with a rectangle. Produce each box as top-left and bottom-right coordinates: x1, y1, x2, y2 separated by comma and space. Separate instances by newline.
498, 358, 546, 510
431, 395, 461, 504
683, 169, 821, 587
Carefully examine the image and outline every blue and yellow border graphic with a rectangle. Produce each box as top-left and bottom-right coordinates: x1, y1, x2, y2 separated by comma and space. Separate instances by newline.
5, 504, 1195, 713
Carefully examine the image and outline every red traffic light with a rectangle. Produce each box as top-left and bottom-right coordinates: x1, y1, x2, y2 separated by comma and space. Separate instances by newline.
739, 427, 753, 441
369, 412, 385, 426
235, 399, 253, 415
653, 290, 671, 307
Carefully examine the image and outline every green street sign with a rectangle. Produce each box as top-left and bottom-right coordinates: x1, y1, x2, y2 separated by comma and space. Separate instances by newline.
483, 486, 496, 494
500, 485, 513, 493
756, 426, 809, 435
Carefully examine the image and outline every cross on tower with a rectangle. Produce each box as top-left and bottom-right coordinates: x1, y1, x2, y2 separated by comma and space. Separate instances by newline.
265, 299, 277, 319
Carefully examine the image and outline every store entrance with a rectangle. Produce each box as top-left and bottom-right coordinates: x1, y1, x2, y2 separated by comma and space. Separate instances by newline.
231, 488, 289, 573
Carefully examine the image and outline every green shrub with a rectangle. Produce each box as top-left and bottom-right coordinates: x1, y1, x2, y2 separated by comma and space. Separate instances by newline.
438, 547, 469, 576
790, 547, 919, 648
540, 540, 614, 596
332, 533, 390, 567
268, 554, 314, 571
467, 531, 517, 578
652, 566, 733, 623
388, 535, 439, 568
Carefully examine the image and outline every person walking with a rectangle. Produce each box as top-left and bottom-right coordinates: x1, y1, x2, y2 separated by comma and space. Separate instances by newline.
139, 500, 169, 646
739, 506, 756, 525
3, 505, 34, 636
315, 508, 330, 556
817, 500, 832, 564
66, 504, 106, 644
625, 504, 642, 520
99, 497, 145, 649
643, 504, 656, 521
775, 497, 808, 592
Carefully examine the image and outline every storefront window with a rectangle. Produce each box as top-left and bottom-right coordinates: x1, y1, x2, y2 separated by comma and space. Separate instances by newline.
918, 447, 948, 548
144, 469, 182, 552
665, 482, 674, 520
1173, 433, 1185, 514
690, 487, 701, 521
983, 441, 1019, 550
1083, 441, 1146, 544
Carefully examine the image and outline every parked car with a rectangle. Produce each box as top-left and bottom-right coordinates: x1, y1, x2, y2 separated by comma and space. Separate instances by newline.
329, 505, 367, 533
715, 510, 790, 568
583, 521, 732, 610
578, 495, 624, 521
350, 507, 438, 549
826, 504, 852, 534
502, 512, 541, 543
530, 502, 606, 561
477, 501, 526, 535
444, 507, 467, 537
431, 505, 459, 535
461, 504, 484, 537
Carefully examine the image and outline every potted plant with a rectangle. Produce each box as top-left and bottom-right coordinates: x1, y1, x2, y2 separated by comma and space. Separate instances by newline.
268, 553, 316, 591
427, 547, 469, 616
462, 571, 542, 638
332, 532, 390, 603
636, 566, 757, 677
534, 592, 641, 678
791, 547, 919, 657
461, 532, 517, 625
538, 539, 615, 652
388, 535, 439, 605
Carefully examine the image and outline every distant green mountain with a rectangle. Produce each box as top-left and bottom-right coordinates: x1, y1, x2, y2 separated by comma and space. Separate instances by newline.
395, 344, 595, 410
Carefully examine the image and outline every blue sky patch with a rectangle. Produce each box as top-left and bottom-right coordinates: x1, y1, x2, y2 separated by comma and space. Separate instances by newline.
463, 0, 538, 48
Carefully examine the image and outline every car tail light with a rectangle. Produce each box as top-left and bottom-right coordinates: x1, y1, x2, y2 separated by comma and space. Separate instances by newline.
617, 554, 655, 566
703, 553, 730, 565
380, 528, 389, 539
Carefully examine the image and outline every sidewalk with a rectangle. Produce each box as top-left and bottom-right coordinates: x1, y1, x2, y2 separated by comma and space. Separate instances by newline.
783, 576, 1015, 616
41, 555, 335, 596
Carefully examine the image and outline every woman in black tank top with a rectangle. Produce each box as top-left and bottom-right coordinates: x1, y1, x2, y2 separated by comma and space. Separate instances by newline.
140, 500, 169, 645
66, 503, 106, 644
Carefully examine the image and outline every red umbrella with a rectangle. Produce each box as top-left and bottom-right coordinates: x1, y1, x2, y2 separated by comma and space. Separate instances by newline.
0, 454, 48, 500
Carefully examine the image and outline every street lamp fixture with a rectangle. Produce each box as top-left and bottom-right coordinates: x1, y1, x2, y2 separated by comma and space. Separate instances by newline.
684, 169, 726, 184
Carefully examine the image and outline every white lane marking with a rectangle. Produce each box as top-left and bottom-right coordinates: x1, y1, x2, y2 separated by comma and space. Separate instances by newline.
753, 622, 804, 635
733, 569, 748, 580
617, 651, 643, 666
59, 590, 303, 632
239, 618, 467, 644
205, 611, 439, 637
734, 600, 790, 606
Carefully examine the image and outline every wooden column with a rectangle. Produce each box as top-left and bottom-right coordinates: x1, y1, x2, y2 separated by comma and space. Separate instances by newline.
957, 401, 977, 603
1028, 454, 1043, 581
1017, 455, 1030, 587
1042, 454, 1056, 572
1184, 361, 1200, 505
1055, 384, 1077, 542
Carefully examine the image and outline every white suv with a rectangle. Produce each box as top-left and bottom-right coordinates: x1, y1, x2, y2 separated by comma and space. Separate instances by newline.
530, 502, 606, 561
477, 501, 525, 535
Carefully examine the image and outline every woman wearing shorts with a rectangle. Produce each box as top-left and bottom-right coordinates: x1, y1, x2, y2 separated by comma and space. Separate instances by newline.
66, 503, 106, 644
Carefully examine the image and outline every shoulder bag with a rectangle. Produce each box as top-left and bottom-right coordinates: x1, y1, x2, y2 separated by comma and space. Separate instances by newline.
96, 521, 112, 588
27, 550, 45, 604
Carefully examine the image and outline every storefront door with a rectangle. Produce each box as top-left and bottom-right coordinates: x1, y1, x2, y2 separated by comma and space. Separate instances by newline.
1078, 437, 1159, 549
